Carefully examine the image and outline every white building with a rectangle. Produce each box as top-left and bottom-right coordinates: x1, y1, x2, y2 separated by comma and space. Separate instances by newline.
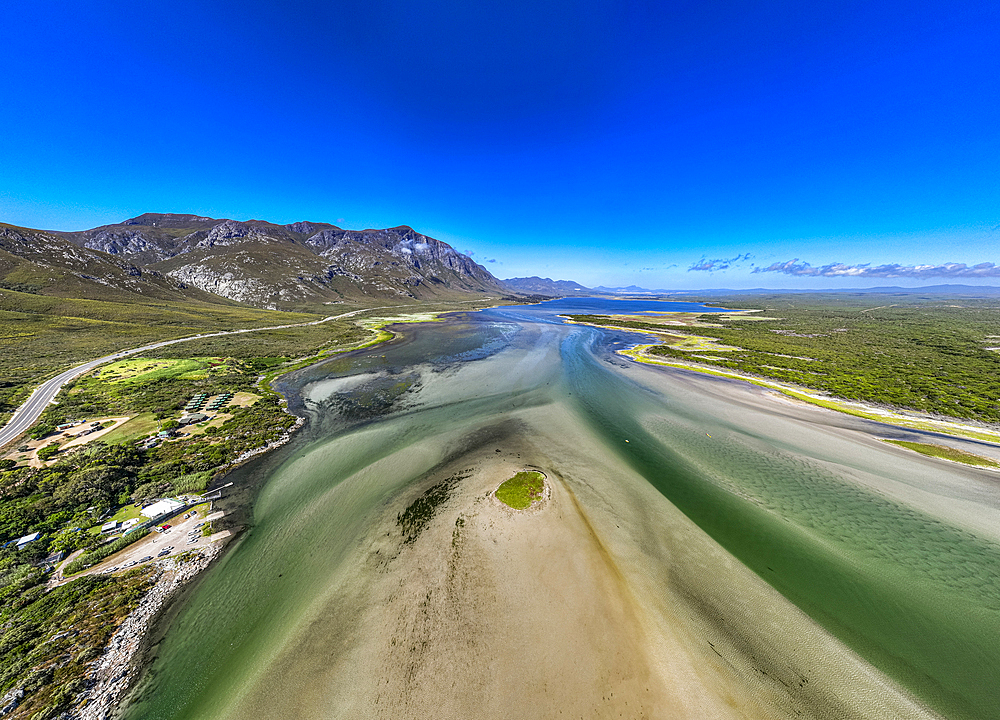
140, 498, 185, 520
16, 532, 40, 548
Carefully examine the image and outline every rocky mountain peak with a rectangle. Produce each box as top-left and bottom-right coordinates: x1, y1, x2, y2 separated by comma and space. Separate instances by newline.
41, 213, 507, 308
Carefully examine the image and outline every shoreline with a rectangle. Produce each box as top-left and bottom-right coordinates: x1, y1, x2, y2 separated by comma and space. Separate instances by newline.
62, 307, 483, 719
81, 299, 989, 719
563, 313, 1000, 446
72, 544, 225, 720
620, 342, 1000, 444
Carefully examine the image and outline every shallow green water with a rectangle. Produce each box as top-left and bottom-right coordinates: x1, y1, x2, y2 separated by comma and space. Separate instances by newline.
122, 300, 1000, 720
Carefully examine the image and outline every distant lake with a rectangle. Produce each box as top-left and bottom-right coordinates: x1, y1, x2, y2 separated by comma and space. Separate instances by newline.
495, 295, 733, 319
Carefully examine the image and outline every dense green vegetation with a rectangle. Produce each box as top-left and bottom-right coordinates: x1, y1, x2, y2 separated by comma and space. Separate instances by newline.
0, 567, 157, 720
882, 440, 1000, 467
0, 314, 385, 715
143, 321, 370, 361
569, 294, 1000, 422
495, 471, 546, 509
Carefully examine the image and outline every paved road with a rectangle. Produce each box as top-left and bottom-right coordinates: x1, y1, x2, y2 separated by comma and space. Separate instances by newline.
0, 307, 389, 449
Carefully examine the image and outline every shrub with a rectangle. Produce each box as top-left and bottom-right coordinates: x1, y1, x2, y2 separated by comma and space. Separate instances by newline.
36, 445, 61, 462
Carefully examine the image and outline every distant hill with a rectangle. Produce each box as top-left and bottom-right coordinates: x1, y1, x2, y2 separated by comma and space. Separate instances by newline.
591, 285, 668, 295
676, 285, 1000, 297
502, 277, 592, 296
25, 213, 507, 309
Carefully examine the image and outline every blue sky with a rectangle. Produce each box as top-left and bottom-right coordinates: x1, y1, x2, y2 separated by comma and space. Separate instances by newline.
1, 0, 997, 289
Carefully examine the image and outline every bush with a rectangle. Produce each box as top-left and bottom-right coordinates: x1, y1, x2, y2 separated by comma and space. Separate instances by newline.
36, 445, 61, 462
27, 424, 55, 440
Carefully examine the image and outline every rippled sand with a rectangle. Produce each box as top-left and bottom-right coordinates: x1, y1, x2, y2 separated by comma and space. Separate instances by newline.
215, 403, 939, 720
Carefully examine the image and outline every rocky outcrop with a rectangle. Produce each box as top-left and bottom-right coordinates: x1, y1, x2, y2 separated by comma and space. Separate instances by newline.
0, 223, 202, 300
80, 229, 172, 262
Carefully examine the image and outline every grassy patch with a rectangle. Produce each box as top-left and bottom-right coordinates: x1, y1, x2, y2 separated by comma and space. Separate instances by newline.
495, 471, 546, 510
108, 504, 144, 523
91, 357, 221, 384
99, 413, 158, 444
882, 440, 1000, 468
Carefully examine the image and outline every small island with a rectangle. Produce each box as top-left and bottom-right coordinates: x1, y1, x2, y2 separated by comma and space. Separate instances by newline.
494, 470, 547, 509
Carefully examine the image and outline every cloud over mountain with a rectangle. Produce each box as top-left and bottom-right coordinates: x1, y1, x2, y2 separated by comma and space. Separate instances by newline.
753, 260, 1000, 278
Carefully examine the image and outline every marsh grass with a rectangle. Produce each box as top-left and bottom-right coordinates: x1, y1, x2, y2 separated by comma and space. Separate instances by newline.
567, 294, 1000, 422
495, 471, 545, 509
882, 439, 1000, 468
396, 474, 468, 543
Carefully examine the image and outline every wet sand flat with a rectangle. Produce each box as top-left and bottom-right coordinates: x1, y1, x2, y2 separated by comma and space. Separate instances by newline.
211, 403, 940, 720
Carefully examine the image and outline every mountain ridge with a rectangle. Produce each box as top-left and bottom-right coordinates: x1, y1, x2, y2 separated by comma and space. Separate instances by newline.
17, 213, 509, 309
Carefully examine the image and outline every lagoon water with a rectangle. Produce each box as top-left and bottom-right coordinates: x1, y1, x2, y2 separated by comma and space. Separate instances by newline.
123, 299, 1000, 720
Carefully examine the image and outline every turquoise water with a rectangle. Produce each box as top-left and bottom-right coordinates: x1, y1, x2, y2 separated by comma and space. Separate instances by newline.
122, 299, 1000, 720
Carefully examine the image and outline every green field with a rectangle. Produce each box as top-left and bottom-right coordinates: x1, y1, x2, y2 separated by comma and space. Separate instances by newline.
0, 288, 323, 424
495, 471, 546, 509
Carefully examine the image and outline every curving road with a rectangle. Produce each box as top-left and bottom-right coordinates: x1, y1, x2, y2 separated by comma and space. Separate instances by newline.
0, 307, 391, 450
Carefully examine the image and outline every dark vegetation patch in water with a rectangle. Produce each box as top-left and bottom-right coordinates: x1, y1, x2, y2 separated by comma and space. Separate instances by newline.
326, 372, 421, 421
397, 473, 468, 544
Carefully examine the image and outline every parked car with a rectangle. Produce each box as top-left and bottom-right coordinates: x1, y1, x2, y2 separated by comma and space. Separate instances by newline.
157, 549, 170, 557
161, 524, 172, 530
139, 556, 153, 562
123, 560, 137, 568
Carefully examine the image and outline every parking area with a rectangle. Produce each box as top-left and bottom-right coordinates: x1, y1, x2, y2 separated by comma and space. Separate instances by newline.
52, 507, 230, 585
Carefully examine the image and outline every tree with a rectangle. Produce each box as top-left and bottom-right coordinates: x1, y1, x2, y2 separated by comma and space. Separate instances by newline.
36, 444, 61, 462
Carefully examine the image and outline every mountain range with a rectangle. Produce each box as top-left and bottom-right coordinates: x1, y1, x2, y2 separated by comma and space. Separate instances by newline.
1, 214, 507, 310
501, 277, 592, 295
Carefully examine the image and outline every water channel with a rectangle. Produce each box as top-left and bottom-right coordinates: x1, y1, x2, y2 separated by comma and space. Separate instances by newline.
122, 298, 1000, 720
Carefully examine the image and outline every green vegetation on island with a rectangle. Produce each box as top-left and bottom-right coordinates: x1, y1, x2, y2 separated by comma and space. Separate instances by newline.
495, 471, 546, 509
